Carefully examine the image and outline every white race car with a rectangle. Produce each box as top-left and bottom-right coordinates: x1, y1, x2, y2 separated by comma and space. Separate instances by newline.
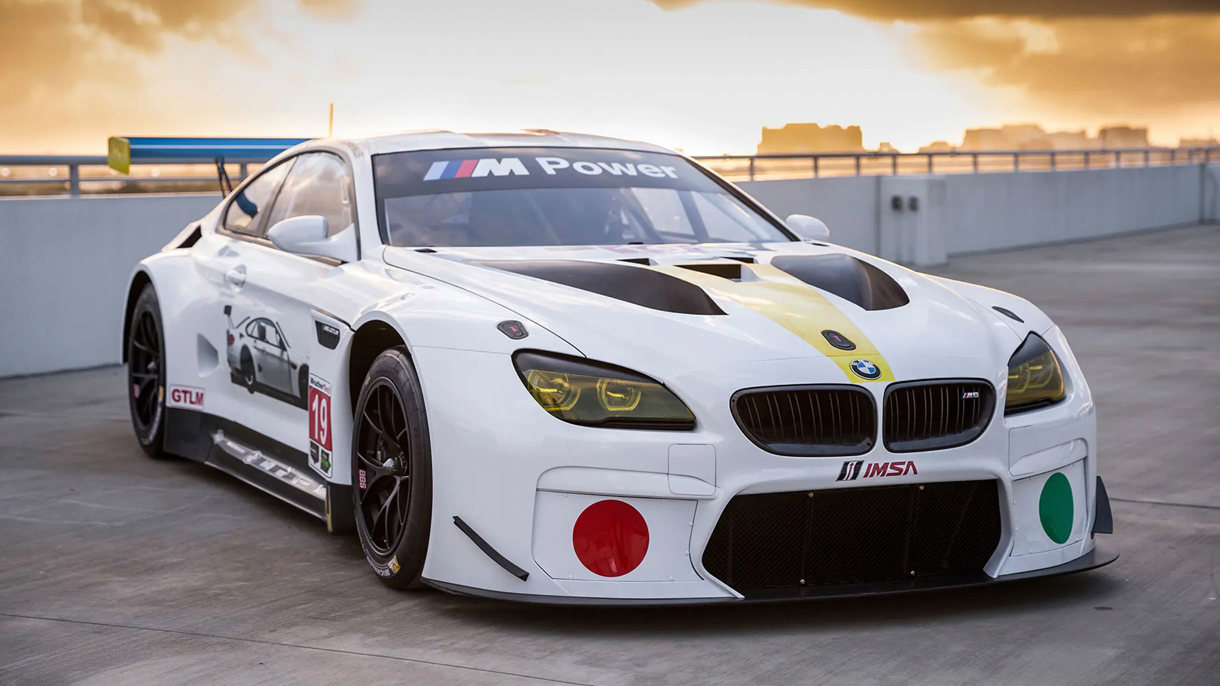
123, 130, 1115, 604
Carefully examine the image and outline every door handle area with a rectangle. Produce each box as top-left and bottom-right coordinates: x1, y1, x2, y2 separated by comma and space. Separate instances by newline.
226, 266, 247, 288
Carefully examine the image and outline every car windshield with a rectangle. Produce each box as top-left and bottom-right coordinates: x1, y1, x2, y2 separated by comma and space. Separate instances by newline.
372, 147, 792, 247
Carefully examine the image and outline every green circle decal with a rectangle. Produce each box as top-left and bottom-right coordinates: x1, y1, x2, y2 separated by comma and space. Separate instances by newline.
1039, 472, 1074, 545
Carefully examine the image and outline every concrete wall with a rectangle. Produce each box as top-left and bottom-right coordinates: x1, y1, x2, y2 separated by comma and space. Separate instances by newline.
1204, 163, 1220, 222
744, 164, 1212, 265
738, 176, 879, 254
0, 164, 1215, 377
0, 194, 217, 377
937, 165, 1202, 255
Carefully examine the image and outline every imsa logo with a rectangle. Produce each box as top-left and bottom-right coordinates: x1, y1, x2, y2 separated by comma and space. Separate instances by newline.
836, 459, 918, 481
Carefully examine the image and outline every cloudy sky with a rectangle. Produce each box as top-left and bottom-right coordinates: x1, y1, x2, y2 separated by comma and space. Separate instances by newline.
1, 0, 1217, 154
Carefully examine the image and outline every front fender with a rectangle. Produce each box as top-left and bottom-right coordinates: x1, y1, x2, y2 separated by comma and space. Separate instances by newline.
313, 273, 582, 494
121, 250, 205, 364
925, 274, 1056, 337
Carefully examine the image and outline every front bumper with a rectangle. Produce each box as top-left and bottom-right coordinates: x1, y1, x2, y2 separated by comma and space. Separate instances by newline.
412, 328, 1114, 604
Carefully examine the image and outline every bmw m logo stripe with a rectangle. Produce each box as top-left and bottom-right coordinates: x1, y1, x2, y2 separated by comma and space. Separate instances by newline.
424, 160, 479, 181
423, 157, 530, 181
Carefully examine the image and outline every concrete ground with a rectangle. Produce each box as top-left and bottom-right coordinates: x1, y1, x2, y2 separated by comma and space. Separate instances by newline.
1, 224, 1217, 685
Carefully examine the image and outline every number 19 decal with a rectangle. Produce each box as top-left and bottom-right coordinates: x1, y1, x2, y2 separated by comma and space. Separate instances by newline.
308, 375, 333, 478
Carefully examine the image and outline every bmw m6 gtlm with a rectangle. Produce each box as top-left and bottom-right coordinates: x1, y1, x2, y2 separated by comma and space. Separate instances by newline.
122, 130, 1115, 604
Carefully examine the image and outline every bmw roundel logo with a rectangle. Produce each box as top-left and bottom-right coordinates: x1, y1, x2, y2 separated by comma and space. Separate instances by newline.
849, 359, 882, 380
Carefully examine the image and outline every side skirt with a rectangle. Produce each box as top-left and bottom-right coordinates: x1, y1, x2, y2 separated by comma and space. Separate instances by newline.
165, 408, 326, 520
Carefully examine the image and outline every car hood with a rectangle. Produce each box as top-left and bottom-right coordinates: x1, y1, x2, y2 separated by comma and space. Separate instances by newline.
381, 242, 1028, 383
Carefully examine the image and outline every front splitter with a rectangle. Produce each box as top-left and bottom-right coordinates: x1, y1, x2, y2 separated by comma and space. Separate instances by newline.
422, 542, 1118, 606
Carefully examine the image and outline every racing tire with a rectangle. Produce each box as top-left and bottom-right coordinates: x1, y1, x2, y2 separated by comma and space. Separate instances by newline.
126, 284, 168, 458
351, 347, 432, 589
298, 365, 310, 408
240, 351, 256, 392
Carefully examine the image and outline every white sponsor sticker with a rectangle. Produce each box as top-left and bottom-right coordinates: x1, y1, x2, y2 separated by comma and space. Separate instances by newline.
166, 385, 205, 410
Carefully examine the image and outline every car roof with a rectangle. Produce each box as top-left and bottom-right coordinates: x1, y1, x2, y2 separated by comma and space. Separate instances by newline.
297, 129, 677, 157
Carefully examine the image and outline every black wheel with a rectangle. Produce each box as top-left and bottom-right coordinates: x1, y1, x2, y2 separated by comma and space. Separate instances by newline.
298, 365, 310, 407
127, 285, 167, 458
240, 350, 256, 392
352, 347, 432, 588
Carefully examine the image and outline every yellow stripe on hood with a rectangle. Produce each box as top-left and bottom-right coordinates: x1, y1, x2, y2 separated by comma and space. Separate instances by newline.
652, 262, 894, 382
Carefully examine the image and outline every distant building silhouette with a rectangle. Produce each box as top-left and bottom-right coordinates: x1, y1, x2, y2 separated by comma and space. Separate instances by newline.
758, 123, 864, 154
746, 121, 1181, 158
1046, 130, 1094, 150
1180, 136, 1219, 148
1098, 126, 1149, 148
961, 124, 1054, 151
918, 140, 954, 153
957, 123, 1148, 151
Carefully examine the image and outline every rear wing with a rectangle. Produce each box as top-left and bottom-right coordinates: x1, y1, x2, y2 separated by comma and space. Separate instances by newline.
108, 136, 310, 195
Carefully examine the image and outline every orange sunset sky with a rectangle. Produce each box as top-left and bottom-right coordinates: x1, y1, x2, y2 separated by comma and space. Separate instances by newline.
1, 0, 1218, 155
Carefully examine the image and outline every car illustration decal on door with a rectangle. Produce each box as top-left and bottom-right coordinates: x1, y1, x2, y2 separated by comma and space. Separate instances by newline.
224, 306, 310, 408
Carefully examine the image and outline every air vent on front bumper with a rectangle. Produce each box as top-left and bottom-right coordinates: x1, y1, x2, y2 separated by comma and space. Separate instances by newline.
883, 379, 995, 452
731, 385, 876, 456
702, 480, 1002, 597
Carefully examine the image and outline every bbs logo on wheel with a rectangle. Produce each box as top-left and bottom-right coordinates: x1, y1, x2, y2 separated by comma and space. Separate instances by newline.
849, 359, 882, 380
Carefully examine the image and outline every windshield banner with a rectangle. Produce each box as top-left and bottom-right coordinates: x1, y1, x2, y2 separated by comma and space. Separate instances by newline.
374, 147, 717, 197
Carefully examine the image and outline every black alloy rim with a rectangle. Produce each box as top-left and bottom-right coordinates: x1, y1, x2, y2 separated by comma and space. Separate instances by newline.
242, 356, 255, 387
129, 310, 162, 430
355, 380, 412, 557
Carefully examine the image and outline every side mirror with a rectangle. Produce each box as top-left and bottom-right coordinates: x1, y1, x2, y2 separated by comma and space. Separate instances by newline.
266, 215, 357, 263
785, 214, 830, 242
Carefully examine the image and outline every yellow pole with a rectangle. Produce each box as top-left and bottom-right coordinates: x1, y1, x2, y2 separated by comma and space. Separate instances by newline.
328, 102, 334, 138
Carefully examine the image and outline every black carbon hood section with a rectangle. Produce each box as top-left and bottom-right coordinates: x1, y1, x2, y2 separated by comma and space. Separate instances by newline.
474, 260, 726, 315
770, 254, 909, 311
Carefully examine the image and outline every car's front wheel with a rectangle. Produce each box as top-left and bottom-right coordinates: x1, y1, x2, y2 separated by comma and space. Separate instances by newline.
127, 284, 167, 458
352, 347, 432, 588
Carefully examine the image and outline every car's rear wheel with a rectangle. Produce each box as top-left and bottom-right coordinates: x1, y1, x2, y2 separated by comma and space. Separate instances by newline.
352, 347, 432, 588
127, 284, 167, 458
298, 365, 310, 407
240, 351, 256, 392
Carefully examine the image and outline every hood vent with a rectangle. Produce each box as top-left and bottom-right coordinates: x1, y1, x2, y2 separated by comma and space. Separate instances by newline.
678, 263, 744, 281
770, 255, 909, 311
476, 260, 725, 315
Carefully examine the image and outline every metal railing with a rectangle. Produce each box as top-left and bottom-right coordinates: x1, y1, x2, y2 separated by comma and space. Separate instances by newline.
1, 146, 1218, 196
693, 147, 1220, 182
0, 155, 255, 198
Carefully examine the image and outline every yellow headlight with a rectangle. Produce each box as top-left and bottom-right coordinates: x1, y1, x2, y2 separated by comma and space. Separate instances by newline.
1006, 334, 1066, 414
515, 352, 695, 429
523, 369, 580, 411
596, 378, 643, 412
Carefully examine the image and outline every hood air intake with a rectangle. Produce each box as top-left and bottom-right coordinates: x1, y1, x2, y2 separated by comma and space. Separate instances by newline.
770, 255, 909, 310
476, 260, 725, 315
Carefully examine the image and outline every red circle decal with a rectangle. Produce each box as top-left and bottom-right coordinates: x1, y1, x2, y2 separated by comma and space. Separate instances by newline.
572, 499, 649, 577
